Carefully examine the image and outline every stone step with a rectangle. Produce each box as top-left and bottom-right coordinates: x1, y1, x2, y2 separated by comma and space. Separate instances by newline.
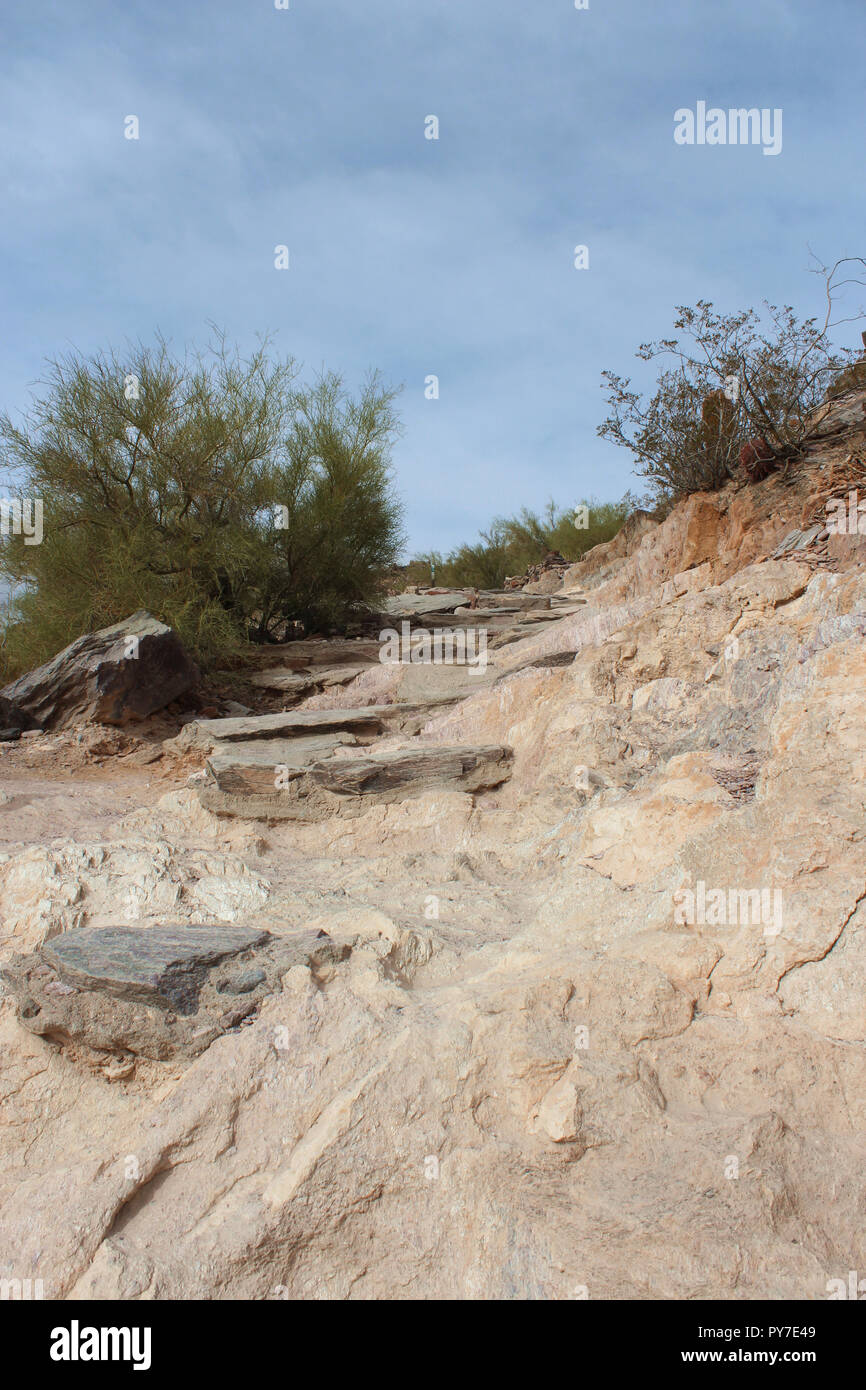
170, 707, 387, 753
379, 611, 516, 630
488, 619, 565, 649
198, 742, 514, 821
379, 592, 471, 619
311, 745, 512, 796
169, 700, 463, 754
249, 665, 368, 697
477, 592, 551, 610
247, 639, 380, 670
412, 612, 523, 630
494, 651, 578, 681
207, 733, 359, 790
452, 606, 546, 621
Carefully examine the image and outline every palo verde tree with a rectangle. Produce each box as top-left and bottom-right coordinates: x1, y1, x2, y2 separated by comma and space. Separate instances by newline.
0, 333, 405, 678
598, 256, 866, 501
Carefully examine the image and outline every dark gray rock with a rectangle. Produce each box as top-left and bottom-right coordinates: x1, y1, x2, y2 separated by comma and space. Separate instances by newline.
0, 691, 38, 733
0, 610, 199, 730
2, 921, 347, 1060
42, 922, 270, 1015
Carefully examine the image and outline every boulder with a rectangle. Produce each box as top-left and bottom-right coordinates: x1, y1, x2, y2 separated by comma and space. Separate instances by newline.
522, 569, 570, 595
504, 550, 571, 592
0, 611, 199, 730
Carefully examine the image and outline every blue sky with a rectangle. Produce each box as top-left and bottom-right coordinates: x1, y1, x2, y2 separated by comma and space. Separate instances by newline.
1, 0, 864, 555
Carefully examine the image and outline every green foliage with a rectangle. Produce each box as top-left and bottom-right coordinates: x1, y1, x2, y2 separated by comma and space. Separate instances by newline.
410, 496, 634, 590
0, 333, 405, 681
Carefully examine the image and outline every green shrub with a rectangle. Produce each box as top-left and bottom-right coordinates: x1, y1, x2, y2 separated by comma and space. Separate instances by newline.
410, 496, 634, 590
0, 334, 404, 680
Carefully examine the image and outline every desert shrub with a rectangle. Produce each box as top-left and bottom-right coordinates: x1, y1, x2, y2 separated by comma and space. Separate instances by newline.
410, 496, 634, 589
599, 261, 866, 501
0, 334, 404, 680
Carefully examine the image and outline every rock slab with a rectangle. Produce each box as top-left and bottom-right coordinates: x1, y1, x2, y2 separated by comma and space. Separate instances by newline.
3, 921, 345, 1059
199, 741, 514, 820
42, 922, 271, 1014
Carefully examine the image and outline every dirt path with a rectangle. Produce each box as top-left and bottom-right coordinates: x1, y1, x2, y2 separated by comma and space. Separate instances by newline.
0, 735, 192, 849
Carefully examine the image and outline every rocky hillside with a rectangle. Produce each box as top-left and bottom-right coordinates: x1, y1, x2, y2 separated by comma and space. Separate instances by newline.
0, 387, 864, 1300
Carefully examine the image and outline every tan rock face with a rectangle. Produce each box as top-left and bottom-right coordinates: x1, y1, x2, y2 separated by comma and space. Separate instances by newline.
1, 450, 866, 1300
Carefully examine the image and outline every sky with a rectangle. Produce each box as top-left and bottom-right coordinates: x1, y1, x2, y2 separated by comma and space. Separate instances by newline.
1, 0, 865, 557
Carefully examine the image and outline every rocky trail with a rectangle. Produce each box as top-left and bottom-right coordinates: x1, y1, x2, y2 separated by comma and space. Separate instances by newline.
1, 389, 865, 1300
